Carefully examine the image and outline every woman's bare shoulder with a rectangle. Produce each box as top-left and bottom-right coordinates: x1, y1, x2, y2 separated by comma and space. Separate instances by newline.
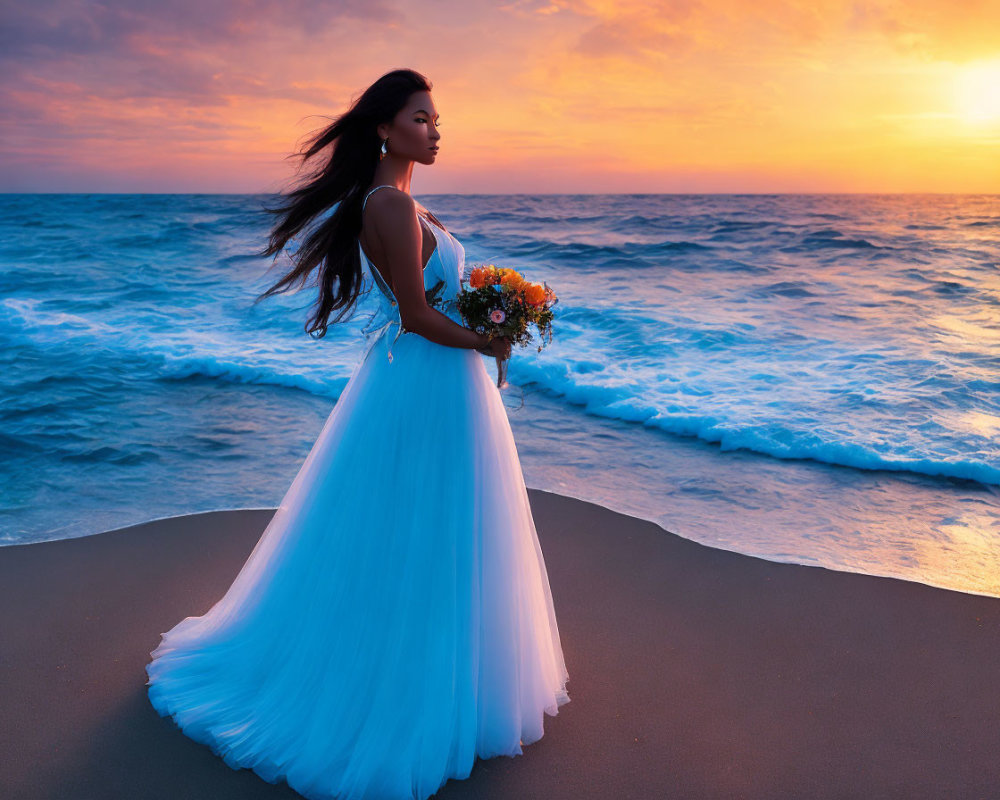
365, 186, 412, 211
364, 187, 417, 230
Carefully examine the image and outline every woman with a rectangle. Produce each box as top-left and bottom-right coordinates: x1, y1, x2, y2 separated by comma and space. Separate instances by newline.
145, 68, 571, 800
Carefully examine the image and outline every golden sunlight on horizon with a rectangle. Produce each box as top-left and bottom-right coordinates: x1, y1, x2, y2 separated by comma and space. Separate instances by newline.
954, 59, 1000, 125
1, 0, 998, 193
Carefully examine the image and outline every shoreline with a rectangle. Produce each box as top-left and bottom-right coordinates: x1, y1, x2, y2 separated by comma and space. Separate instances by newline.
9, 488, 1000, 602
3, 488, 1000, 798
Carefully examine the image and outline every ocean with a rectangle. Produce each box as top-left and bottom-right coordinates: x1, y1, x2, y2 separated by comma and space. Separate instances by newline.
2, 192, 998, 597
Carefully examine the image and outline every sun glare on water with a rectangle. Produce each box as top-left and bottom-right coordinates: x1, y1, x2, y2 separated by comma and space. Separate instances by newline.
954, 60, 1000, 124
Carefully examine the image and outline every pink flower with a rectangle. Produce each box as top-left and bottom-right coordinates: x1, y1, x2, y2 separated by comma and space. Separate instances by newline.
490, 308, 506, 324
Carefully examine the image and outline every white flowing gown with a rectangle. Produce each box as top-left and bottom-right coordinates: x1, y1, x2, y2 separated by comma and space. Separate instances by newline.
145, 185, 571, 800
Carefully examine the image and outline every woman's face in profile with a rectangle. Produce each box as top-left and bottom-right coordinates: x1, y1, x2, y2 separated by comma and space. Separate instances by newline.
382, 90, 441, 165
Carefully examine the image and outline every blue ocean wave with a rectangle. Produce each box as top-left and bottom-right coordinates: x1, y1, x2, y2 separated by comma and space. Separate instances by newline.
509, 358, 1000, 488
3, 191, 1000, 549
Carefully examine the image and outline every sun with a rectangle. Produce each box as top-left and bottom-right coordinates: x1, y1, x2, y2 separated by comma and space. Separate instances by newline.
954, 60, 1000, 124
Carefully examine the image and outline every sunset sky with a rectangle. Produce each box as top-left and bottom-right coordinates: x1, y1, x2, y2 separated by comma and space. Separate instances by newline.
1, 0, 998, 193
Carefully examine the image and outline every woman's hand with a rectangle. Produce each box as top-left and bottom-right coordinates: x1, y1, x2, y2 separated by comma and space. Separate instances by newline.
477, 335, 512, 360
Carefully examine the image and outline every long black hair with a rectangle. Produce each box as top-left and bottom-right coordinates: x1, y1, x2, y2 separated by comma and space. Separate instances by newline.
253, 68, 433, 339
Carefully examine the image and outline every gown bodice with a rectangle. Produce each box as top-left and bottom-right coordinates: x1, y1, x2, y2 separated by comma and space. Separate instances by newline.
357, 184, 466, 361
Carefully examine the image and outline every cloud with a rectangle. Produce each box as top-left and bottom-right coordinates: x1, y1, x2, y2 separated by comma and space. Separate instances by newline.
0, 0, 997, 191
0, 0, 392, 58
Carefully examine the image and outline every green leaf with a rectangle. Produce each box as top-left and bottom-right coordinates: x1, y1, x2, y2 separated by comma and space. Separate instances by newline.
425, 279, 446, 308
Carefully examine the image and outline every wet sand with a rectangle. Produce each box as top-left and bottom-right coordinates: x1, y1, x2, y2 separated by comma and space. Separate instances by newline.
2, 488, 999, 799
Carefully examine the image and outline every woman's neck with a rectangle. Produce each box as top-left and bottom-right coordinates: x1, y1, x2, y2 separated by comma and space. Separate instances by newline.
371, 158, 415, 194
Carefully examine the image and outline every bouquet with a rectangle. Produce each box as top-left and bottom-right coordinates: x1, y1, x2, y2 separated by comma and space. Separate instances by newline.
456, 264, 558, 392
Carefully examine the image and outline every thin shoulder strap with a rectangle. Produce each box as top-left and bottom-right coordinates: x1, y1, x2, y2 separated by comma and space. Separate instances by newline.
362, 184, 398, 213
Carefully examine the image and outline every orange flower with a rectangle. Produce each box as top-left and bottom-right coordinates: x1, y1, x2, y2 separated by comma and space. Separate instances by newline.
524, 282, 546, 306
501, 271, 525, 291
469, 267, 487, 289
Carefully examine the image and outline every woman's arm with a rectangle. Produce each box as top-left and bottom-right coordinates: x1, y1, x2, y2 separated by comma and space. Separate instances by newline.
367, 189, 495, 351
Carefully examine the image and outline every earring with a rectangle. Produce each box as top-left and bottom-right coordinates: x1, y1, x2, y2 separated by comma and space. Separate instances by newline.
379, 138, 388, 160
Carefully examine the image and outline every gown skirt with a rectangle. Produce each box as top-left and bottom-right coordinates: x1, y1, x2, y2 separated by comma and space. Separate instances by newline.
145, 280, 572, 799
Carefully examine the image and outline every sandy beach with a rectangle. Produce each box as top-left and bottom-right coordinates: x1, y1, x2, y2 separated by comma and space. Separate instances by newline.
2, 488, 999, 799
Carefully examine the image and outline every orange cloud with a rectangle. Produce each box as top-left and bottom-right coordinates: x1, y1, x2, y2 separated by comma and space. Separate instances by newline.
0, 0, 997, 192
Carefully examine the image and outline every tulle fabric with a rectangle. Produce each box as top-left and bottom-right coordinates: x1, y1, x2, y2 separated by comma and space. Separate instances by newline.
145, 210, 570, 800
